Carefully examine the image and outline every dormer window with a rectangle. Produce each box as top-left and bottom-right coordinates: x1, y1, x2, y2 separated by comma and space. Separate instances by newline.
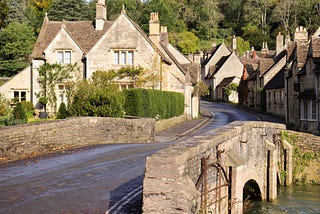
57, 50, 71, 64
113, 50, 134, 65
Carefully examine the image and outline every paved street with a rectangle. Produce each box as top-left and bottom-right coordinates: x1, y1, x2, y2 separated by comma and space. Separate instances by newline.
0, 101, 285, 214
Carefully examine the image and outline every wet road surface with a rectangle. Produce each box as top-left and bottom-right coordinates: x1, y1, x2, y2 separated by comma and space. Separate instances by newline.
0, 102, 283, 213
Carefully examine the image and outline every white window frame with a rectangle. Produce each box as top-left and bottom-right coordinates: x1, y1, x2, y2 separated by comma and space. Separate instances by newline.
301, 99, 317, 121
113, 50, 134, 65
57, 50, 72, 64
13, 90, 27, 102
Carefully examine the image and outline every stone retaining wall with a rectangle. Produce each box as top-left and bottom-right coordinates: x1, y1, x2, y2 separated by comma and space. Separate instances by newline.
155, 114, 187, 132
286, 130, 320, 184
0, 117, 155, 163
143, 121, 285, 213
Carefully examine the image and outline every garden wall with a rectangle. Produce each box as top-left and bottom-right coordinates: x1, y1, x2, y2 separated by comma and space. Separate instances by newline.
0, 117, 155, 163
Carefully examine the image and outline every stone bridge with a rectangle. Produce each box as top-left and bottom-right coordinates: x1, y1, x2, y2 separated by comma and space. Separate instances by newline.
142, 121, 292, 214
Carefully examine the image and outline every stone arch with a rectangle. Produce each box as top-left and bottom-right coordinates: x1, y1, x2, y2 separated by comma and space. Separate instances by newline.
242, 179, 262, 212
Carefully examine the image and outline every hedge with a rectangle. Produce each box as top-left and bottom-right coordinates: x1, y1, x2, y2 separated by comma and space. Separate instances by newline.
123, 89, 184, 119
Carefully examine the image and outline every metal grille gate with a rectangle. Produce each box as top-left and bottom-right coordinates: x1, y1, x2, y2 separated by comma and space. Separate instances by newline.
195, 150, 230, 214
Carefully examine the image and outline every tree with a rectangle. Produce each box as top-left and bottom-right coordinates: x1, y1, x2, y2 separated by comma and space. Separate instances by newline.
0, 22, 36, 76
36, 63, 79, 113
48, 0, 92, 21
116, 66, 161, 88
56, 102, 68, 119
25, 0, 52, 34
224, 36, 250, 56
0, 0, 8, 29
169, 31, 200, 54
5, 0, 28, 25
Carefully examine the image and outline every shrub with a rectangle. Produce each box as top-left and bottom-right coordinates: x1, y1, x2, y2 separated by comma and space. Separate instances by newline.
57, 102, 68, 119
20, 101, 35, 118
12, 102, 27, 124
123, 89, 184, 119
68, 71, 124, 117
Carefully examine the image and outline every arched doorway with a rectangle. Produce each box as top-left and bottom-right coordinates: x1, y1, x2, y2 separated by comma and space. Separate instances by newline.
243, 179, 262, 213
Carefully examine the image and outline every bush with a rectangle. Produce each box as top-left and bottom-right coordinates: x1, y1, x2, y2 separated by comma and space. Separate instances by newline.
123, 89, 184, 119
68, 73, 125, 117
57, 102, 69, 119
12, 102, 27, 124
20, 101, 34, 118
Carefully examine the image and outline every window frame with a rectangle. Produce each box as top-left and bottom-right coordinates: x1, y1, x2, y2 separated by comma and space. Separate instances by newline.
113, 50, 134, 65
57, 50, 72, 64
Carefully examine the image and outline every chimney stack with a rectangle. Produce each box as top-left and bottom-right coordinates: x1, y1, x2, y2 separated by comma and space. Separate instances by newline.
149, 12, 160, 44
294, 26, 308, 42
95, 0, 107, 31
160, 26, 168, 44
276, 32, 284, 56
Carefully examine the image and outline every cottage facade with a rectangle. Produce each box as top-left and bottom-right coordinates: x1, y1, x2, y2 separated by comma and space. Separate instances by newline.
2, 1, 200, 118
202, 43, 243, 102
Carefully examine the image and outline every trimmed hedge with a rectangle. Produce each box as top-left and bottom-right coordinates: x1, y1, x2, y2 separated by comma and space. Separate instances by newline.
123, 89, 184, 119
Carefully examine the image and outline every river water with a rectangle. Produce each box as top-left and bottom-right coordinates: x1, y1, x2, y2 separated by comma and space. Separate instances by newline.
247, 184, 320, 213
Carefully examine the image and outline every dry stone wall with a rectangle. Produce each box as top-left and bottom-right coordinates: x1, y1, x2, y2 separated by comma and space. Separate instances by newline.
0, 117, 155, 163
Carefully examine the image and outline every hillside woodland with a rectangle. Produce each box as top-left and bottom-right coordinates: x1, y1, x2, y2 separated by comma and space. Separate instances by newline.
0, 0, 319, 77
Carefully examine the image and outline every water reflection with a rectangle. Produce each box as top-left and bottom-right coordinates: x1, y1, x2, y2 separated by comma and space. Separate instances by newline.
247, 185, 320, 214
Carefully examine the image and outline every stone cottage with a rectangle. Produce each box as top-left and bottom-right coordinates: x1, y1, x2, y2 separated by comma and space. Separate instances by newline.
285, 27, 320, 132
201, 42, 243, 102
1, 0, 199, 119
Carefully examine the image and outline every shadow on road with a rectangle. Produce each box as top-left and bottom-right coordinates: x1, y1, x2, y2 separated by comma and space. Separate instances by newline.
107, 175, 144, 214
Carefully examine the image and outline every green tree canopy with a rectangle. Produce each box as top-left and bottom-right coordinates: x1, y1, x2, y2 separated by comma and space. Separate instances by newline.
170, 31, 200, 54
48, 0, 92, 21
0, 22, 36, 76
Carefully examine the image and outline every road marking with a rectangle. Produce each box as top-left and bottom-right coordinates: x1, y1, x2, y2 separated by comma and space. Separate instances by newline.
105, 186, 142, 214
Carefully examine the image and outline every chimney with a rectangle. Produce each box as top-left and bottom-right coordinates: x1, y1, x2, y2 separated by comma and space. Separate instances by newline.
95, 0, 107, 31
160, 26, 168, 44
149, 12, 160, 44
285, 34, 290, 49
276, 32, 284, 56
294, 26, 308, 42
232, 35, 237, 52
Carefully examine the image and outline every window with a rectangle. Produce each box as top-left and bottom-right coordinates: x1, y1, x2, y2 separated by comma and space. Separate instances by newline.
301, 99, 317, 121
13, 91, 27, 102
113, 50, 134, 65
57, 50, 71, 64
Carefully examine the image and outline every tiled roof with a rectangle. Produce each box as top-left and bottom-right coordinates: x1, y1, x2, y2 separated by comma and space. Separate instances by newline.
217, 76, 236, 87
259, 58, 274, 76
31, 20, 112, 59
264, 68, 284, 90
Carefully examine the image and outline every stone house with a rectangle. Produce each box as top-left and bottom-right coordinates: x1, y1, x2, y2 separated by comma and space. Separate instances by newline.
201, 43, 243, 102
285, 27, 310, 130
1, 0, 200, 119
285, 27, 320, 132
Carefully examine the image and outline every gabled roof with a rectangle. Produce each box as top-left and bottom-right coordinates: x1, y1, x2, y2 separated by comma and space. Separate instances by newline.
119, 12, 171, 64
201, 43, 231, 66
259, 58, 274, 76
31, 20, 112, 59
217, 76, 237, 87
264, 68, 285, 90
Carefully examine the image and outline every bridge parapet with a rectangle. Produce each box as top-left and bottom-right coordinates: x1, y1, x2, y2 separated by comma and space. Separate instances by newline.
143, 121, 289, 214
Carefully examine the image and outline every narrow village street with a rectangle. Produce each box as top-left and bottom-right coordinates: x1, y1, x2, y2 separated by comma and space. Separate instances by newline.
0, 101, 284, 214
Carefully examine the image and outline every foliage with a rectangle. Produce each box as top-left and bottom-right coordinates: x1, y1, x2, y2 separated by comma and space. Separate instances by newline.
0, 0, 8, 28
56, 102, 68, 119
20, 101, 35, 118
193, 81, 209, 97
224, 36, 250, 56
12, 102, 27, 123
68, 70, 125, 117
36, 63, 79, 113
224, 83, 238, 96
123, 89, 184, 120
169, 31, 200, 54
0, 93, 11, 116
48, 0, 92, 21
116, 66, 161, 88
0, 22, 36, 76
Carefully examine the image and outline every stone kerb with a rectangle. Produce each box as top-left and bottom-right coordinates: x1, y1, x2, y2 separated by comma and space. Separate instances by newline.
0, 117, 155, 163
143, 121, 285, 214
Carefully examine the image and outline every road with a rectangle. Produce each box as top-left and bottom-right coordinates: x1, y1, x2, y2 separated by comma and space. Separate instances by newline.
0, 102, 282, 214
